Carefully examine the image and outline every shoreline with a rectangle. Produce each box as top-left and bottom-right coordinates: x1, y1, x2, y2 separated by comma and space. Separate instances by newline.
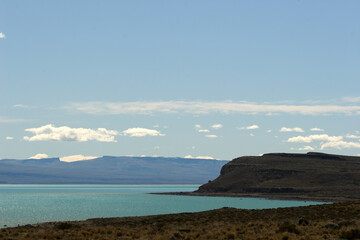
2, 200, 360, 239
150, 191, 351, 203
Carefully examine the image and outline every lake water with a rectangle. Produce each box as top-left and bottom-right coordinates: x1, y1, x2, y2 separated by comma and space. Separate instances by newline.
0, 184, 323, 227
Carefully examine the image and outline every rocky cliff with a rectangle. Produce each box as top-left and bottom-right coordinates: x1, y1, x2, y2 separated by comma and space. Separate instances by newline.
196, 152, 360, 201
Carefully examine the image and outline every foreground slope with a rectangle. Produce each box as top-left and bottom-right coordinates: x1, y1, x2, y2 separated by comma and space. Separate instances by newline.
196, 152, 360, 201
0, 156, 228, 184
3, 201, 360, 239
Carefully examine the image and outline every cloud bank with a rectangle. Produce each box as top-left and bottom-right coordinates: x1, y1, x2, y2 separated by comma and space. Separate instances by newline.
238, 125, 259, 130
346, 134, 360, 139
287, 134, 343, 143
60, 155, 98, 162
211, 124, 223, 129
24, 124, 118, 142
29, 153, 49, 159
280, 127, 304, 133
310, 128, 324, 132
121, 128, 164, 137
13, 104, 35, 109
65, 101, 360, 116
298, 146, 315, 151
0, 117, 27, 123
205, 134, 218, 138
343, 96, 360, 103
194, 124, 211, 133
198, 129, 210, 133
184, 155, 215, 160
287, 134, 360, 150
320, 141, 360, 150
0, 32, 5, 39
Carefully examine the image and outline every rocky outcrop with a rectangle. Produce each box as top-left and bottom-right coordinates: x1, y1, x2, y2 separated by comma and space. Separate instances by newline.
196, 152, 360, 200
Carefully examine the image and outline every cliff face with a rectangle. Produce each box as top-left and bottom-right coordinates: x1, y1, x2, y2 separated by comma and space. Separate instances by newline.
196, 152, 360, 200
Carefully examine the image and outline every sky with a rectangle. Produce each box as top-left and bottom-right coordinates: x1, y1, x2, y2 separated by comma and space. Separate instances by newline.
0, 0, 360, 161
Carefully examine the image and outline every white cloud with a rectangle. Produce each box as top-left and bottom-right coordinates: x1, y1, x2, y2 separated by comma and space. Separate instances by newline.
5, 136, 14, 140
298, 146, 315, 151
60, 154, 98, 162
343, 96, 360, 103
23, 124, 118, 142
29, 153, 49, 159
139, 155, 161, 157
250, 133, 255, 137
247, 125, 259, 130
121, 127, 164, 137
310, 128, 324, 132
287, 134, 343, 143
288, 133, 360, 150
320, 141, 360, 150
198, 129, 210, 133
346, 134, 360, 139
267, 130, 272, 133
13, 104, 34, 109
0, 32, 5, 39
211, 124, 223, 130
238, 124, 259, 130
280, 127, 304, 133
184, 155, 215, 160
195, 124, 210, 133
65, 101, 360, 116
205, 134, 218, 138
0, 117, 27, 123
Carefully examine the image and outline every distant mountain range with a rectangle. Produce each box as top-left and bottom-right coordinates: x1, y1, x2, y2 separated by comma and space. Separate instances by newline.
0, 156, 228, 184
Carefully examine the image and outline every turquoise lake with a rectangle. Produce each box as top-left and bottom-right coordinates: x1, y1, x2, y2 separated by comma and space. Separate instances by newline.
0, 185, 323, 227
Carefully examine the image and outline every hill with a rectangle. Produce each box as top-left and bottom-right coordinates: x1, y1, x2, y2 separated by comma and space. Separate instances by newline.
195, 152, 360, 201
0, 156, 228, 184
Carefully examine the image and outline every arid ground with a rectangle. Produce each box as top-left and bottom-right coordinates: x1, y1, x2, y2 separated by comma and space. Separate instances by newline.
2, 200, 360, 239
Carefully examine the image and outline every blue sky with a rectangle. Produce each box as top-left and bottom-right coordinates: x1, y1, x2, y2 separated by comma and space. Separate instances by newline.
1, 1, 360, 161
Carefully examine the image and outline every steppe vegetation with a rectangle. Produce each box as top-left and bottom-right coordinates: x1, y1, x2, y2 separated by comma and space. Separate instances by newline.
2, 200, 360, 239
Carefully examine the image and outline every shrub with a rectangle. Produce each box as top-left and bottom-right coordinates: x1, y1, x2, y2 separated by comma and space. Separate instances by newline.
277, 222, 300, 234
226, 233, 235, 239
339, 229, 360, 240
54, 222, 77, 230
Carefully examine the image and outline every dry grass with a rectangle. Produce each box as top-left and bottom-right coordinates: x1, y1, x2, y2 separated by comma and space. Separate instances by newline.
2, 201, 360, 239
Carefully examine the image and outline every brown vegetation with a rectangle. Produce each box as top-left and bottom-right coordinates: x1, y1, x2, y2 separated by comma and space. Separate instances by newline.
2, 200, 360, 239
